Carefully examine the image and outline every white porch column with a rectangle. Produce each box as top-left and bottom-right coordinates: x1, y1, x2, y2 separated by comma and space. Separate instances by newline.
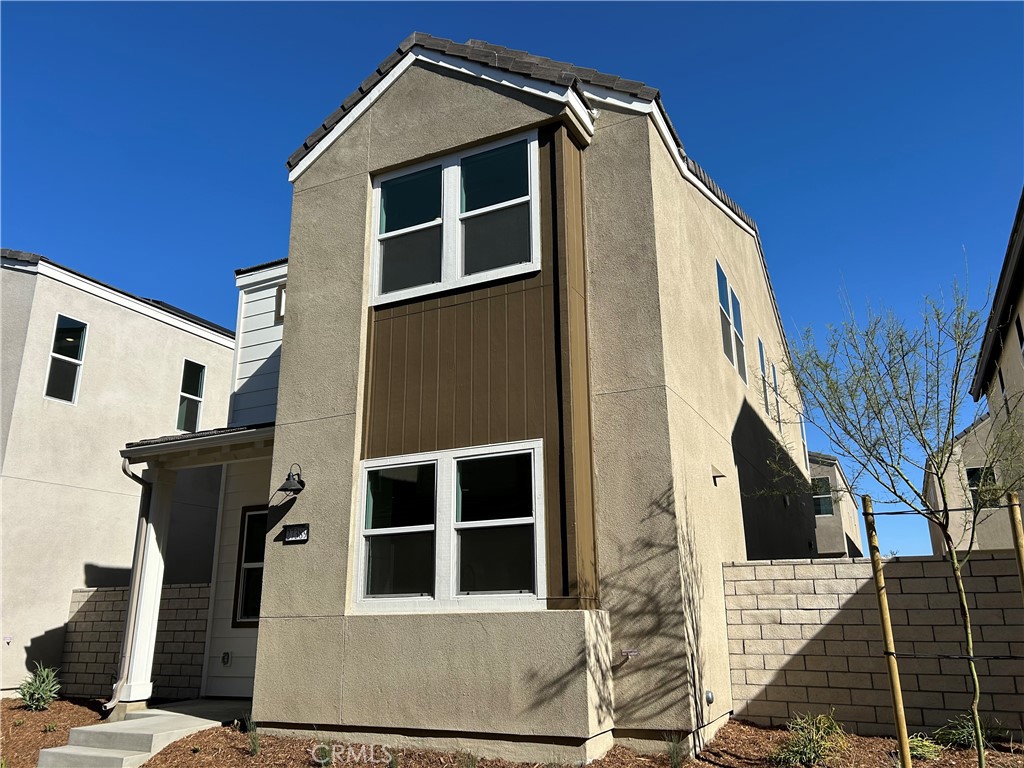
118, 467, 176, 702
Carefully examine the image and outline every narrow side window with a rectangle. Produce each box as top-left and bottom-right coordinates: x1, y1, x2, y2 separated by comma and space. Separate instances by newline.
177, 360, 205, 432
45, 315, 87, 403
234, 507, 268, 625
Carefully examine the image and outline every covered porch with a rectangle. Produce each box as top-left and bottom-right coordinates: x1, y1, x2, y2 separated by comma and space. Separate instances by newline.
107, 423, 276, 716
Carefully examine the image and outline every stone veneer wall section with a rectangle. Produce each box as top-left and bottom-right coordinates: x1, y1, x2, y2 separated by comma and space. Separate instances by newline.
723, 553, 1024, 736
61, 584, 209, 700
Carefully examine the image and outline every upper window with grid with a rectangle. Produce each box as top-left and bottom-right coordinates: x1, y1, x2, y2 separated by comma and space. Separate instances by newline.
371, 133, 541, 305
716, 261, 747, 383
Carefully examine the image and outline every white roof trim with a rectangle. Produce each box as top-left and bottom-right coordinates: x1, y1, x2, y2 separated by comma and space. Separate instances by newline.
19, 260, 234, 348
287, 48, 597, 184
235, 262, 288, 290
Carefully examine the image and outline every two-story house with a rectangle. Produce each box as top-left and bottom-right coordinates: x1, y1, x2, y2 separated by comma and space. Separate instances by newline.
107, 34, 814, 760
924, 188, 1024, 554
0, 249, 234, 694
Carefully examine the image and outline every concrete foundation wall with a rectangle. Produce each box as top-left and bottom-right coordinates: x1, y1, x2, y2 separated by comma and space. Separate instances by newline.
59, 584, 209, 701
724, 554, 1024, 736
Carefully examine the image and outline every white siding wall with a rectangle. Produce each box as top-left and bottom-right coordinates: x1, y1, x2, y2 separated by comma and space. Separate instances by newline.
230, 267, 285, 427
204, 459, 272, 698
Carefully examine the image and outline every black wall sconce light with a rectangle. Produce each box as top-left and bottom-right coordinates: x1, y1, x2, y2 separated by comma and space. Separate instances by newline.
277, 463, 306, 496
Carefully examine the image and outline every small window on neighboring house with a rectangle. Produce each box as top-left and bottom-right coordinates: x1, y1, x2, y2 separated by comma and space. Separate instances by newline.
274, 284, 286, 325
812, 477, 834, 515
966, 466, 996, 511
716, 262, 746, 381
45, 315, 87, 403
772, 363, 783, 430
1016, 315, 1024, 363
758, 339, 770, 414
177, 360, 205, 432
234, 507, 267, 625
372, 134, 540, 304
998, 366, 1010, 419
357, 440, 545, 612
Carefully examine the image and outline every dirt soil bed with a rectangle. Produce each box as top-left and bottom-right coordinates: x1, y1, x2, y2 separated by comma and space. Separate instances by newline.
1, 696, 105, 768
142, 719, 1024, 768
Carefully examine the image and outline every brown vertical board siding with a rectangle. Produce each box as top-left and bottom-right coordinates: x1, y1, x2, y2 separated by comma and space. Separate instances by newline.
360, 120, 597, 606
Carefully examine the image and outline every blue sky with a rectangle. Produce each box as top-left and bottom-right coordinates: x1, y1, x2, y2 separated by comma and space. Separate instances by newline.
3, 2, 1022, 554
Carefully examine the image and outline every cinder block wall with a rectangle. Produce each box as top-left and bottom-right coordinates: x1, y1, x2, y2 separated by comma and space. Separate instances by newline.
724, 554, 1023, 736
61, 584, 210, 700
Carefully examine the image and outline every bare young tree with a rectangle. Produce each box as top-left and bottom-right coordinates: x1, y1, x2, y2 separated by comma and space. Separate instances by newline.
784, 282, 1023, 768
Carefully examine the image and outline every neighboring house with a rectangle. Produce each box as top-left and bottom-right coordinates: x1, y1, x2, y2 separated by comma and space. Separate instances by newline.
0, 249, 234, 694
922, 188, 1024, 554
109, 34, 814, 759
807, 452, 863, 557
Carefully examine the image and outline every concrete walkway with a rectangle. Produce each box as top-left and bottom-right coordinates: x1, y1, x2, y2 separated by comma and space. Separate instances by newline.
37, 699, 250, 768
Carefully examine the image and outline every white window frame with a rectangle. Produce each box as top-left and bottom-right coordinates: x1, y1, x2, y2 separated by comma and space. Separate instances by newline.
176, 358, 205, 433
758, 338, 770, 414
811, 476, 834, 516
353, 439, 547, 614
772, 363, 783, 430
370, 132, 542, 306
43, 313, 88, 405
235, 507, 267, 624
715, 261, 747, 384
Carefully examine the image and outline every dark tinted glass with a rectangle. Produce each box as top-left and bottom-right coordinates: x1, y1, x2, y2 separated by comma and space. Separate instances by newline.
177, 396, 200, 432
380, 166, 441, 233
380, 226, 442, 294
52, 316, 87, 360
46, 358, 79, 401
239, 567, 263, 620
181, 360, 205, 397
456, 453, 532, 522
366, 532, 434, 596
720, 310, 733, 363
458, 525, 534, 593
243, 512, 268, 564
730, 290, 743, 338
463, 202, 530, 276
735, 334, 747, 382
461, 141, 528, 212
366, 464, 436, 529
716, 264, 729, 310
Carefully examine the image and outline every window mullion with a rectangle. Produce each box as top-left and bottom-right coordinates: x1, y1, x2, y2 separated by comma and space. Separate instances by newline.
441, 159, 460, 286
435, 456, 455, 603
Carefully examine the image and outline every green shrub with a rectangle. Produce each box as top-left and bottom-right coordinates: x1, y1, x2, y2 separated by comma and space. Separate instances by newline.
456, 751, 478, 768
17, 662, 61, 711
388, 751, 399, 768
933, 714, 1009, 749
240, 714, 259, 756
770, 711, 848, 766
42, 723, 57, 733
907, 733, 944, 761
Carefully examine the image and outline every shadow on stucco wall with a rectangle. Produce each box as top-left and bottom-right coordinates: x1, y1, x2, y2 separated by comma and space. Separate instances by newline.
731, 401, 817, 560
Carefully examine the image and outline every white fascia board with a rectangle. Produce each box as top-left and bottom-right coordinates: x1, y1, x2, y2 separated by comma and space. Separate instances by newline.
36, 261, 234, 348
121, 425, 275, 462
235, 262, 288, 291
287, 48, 596, 184
579, 84, 758, 240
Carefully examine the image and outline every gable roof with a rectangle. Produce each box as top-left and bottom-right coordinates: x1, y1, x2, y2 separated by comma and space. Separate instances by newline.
1, 248, 234, 339
285, 33, 756, 233
970, 187, 1024, 400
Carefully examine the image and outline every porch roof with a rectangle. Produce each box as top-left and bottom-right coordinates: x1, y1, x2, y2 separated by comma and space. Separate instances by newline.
121, 422, 275, 469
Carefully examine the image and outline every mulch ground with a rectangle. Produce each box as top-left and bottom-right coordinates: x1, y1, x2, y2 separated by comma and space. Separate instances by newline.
141, 719, 1024, 768
2, 701, 1019, 768
0, 696, 105, 768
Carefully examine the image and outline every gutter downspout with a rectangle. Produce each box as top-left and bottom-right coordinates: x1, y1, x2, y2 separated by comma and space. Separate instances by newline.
105, 459, 152, 713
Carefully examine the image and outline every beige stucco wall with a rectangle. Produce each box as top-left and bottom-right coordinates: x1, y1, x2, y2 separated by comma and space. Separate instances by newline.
1, 265, 37, 466
1, 270, 233, 691
256, 59, 808, 754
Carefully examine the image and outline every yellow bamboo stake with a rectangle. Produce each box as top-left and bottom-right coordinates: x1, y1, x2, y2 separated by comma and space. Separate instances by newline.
1007, 491, 1024, 604
863, 495, 912, 768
